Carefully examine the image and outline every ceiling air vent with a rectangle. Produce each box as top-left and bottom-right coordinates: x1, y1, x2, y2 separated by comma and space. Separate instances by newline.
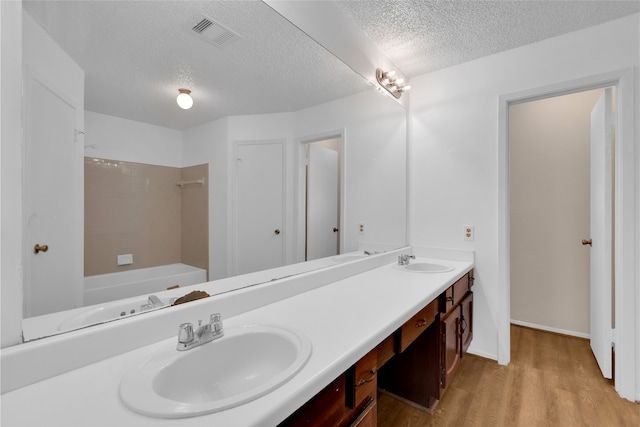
188, 14, 239, 47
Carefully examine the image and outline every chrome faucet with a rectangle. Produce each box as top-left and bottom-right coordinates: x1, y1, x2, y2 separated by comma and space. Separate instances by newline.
140, 295, 164, 311
177, 313, 224, 351
398, 254, 415, 266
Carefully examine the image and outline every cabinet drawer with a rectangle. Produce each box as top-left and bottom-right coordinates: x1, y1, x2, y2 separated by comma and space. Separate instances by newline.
397, 298, 438, 353
348, 348, 378, 410
442, 273, 469, 313
376, 334, 395, 368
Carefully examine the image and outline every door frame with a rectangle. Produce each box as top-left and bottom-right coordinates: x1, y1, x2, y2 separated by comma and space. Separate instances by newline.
294, 130, 345, 263
497, 68, 637, 401
230, 139, 287, 276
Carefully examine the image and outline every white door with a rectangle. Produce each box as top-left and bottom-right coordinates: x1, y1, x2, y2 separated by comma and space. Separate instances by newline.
24, 76, 82, 317
235, 142, 285, 275
306, 144, 339, 260
589, 88, 614, 379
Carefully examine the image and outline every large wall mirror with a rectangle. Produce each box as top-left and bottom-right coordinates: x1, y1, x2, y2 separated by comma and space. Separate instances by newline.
20, 0, 407, 341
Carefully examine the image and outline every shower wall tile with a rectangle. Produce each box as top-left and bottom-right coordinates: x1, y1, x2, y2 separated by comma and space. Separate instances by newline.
85, 158, 181, 276
180, 164, 209, 280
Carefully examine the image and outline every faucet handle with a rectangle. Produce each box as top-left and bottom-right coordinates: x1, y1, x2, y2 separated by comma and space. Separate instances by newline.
178, 322, 194, 344
210, 313, 224, 335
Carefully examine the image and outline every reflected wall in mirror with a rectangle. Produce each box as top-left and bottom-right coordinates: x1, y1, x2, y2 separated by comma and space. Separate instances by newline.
20, 0, 407, 341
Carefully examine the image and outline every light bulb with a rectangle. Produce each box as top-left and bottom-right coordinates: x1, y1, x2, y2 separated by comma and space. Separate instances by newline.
176, 89, 193, 109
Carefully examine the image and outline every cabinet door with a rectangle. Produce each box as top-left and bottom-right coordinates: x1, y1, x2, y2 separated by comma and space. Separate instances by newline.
279, 375, 347, 426
460, 291, 473, 356
440, 305, 461, 391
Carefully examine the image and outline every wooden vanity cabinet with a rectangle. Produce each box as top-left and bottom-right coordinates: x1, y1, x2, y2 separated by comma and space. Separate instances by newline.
280, 269, 475, 425
379, 270, 475, 411
279, 348, 379, 427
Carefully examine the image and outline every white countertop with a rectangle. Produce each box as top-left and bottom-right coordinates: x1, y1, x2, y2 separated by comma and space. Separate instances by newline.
1, 256, 473, 427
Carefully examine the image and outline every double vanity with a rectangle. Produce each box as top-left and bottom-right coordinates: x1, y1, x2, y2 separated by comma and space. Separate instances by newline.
1, 247, 474, 426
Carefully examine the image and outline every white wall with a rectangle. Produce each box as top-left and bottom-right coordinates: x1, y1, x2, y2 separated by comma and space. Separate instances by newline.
180, 92, 407, 280
409, 14, 639, 399
296, 90, 407, 253
510, 89, 603, 337
1, 0, 24, 348
84, 111, 182, 167
182, 117, 229, 280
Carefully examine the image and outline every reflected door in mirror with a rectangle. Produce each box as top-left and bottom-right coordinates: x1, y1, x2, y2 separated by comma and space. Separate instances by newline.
24, 75, 83, 317
306, 143, 339, 261
235, 141, 285, 275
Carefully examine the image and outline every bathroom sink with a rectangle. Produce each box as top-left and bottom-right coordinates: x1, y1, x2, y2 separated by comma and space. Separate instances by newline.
120, 325, 312, 418
393, 262, 454, 273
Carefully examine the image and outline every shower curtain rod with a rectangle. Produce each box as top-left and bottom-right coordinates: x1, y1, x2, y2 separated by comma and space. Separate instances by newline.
176, 178, 205, 188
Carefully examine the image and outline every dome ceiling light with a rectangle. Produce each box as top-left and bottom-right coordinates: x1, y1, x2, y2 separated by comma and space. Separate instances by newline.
176, 88, 193, 110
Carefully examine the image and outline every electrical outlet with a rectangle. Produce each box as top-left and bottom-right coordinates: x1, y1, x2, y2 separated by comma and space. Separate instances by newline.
358, 223, 366, 235
464, 225, 475, 241
117, 254, 133, 266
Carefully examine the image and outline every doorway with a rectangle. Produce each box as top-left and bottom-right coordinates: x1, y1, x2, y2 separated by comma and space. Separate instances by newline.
509, 87, 615, 379
305, 138, 341, 261
497, 69, 636, 401
296, 132, 344, 263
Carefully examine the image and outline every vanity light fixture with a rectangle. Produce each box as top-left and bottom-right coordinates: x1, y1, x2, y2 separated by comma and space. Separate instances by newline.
376, 69, 410, 99
176, 88, 193, 109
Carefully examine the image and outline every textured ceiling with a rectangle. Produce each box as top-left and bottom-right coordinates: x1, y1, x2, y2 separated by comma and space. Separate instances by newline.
23, 1, 640, 130
22, 1, 369, 130
335, 0, 640, 78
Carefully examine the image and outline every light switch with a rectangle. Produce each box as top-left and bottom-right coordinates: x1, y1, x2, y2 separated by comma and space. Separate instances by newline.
464, 225, 475, 241
117, 254, 133, 266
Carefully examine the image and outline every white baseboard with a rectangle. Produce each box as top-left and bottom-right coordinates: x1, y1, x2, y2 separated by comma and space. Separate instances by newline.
466, 348, 497, 361
511, 319, 590, 339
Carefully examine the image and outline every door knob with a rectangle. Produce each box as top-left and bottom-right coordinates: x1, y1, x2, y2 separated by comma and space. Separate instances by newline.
582, 239, 592, 247
34, 243, 49, 254
333, 227, 339, 233
274, 229, 281, 235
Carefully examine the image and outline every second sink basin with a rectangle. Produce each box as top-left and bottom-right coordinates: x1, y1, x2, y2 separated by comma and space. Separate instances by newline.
120, 324, 312, 418
394, 262, 454, 273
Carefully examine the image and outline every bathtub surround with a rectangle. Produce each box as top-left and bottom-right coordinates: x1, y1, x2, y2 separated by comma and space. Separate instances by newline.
84, 158, 209, 279
180, 164, 209, 275
83, 263, 207, 306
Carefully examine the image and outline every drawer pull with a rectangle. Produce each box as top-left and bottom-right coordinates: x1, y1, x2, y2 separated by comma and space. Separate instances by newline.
356, 368, 377, 386
415, 318, 428, 328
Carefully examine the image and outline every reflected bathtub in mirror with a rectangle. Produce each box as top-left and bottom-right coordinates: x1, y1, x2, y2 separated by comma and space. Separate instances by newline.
16, 0, 407, 343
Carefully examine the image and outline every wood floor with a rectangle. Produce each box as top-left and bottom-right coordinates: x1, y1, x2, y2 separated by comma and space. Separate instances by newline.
378, 324, 640, 427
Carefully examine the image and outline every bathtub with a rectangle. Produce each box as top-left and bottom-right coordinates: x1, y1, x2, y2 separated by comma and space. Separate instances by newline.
84, 263, 207, 306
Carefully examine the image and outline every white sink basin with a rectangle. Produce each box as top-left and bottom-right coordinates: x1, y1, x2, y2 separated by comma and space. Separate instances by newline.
120, 325, 312, 418
393, 262, 454, 273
